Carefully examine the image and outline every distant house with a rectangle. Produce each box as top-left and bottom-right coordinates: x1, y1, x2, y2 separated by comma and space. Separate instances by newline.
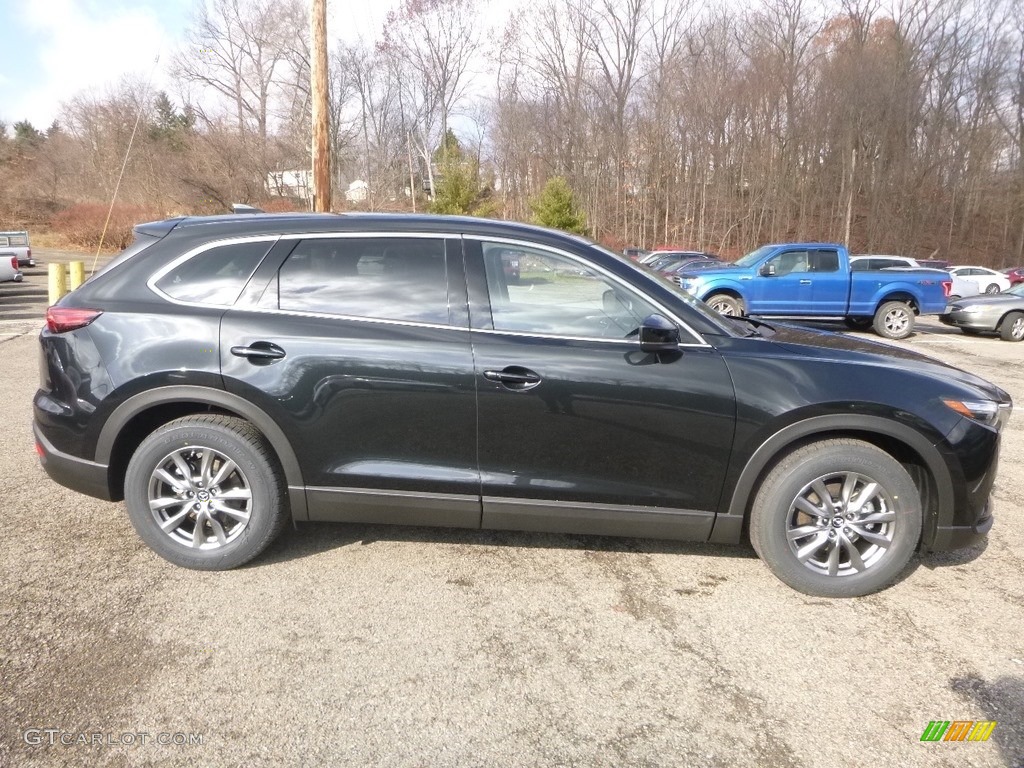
266, 170, 312, 201
345, 179, 369, 203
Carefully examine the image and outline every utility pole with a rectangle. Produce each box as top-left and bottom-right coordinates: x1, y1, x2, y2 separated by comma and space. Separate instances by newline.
311, 0, 331, 212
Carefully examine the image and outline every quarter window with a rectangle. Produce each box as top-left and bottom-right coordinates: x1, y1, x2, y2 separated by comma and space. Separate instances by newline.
155, 241, 270, 305
278, 237, 450, 325
479, 242, 659, 339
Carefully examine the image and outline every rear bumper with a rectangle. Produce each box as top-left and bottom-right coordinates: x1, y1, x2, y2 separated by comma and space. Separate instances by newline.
34, 423, 112, 501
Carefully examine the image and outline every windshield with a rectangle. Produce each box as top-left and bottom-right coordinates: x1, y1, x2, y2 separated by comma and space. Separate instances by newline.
589, 243, 740, 336
1007, 283, 1024, 297
733, 245, 775, 268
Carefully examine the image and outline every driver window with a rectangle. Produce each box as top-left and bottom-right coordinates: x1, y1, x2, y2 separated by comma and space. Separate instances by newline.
480, 243, 659, 339
767, 250, 810, 275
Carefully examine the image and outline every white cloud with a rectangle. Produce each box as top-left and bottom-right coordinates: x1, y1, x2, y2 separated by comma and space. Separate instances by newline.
14, 0, 175, 127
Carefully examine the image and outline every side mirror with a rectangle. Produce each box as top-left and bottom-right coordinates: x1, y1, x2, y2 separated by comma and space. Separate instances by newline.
759, 263, 777, 276
638, 314, 680, 352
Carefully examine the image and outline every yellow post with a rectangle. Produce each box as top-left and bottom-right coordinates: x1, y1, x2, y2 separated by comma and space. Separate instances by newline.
48, 263, 68, 305
69, 261, 85, 290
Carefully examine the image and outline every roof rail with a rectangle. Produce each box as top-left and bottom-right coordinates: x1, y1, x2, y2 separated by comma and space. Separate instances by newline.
231, 204, 264, 214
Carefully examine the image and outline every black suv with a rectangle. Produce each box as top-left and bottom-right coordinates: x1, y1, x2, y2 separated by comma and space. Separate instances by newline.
34, 213, 1011, 597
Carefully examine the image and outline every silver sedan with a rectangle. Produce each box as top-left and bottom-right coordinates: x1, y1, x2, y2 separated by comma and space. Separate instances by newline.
940, 283, 1024, 341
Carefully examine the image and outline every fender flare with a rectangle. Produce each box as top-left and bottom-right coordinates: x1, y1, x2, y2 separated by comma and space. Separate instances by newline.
710, 414, 953, 545
95, 385, 308, 519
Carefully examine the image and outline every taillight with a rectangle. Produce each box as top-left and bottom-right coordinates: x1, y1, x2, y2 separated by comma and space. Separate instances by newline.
942, 280, 952, 297
45, 307, 102, 333
9, 256, 15, 271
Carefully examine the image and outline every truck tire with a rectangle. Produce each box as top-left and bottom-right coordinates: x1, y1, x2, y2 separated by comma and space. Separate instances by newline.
706, 293, 744, 316
873, 301, 914, 340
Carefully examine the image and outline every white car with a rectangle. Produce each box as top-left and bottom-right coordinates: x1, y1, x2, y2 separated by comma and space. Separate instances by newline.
849, 255, 920, 270
0, 253, 23, 283
947, 266, 1012, 294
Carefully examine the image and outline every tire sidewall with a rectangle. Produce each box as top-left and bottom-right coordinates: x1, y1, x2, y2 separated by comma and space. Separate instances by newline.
125, 422, 279, 569
752, 444, 922, 597
708, 294, 743, 316
873, 301, 914, 340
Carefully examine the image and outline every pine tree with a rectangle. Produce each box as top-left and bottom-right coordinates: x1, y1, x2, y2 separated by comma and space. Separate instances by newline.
530, 177, 587, 235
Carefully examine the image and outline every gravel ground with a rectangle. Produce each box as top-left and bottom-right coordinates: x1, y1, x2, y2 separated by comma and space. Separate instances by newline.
0, 294, 1021, 766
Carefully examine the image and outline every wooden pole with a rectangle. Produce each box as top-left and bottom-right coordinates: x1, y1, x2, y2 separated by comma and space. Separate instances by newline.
311, 0, 331, 212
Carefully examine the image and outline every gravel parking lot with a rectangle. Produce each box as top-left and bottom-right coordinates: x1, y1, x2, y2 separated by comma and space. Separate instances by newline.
1, 264, 1022, 767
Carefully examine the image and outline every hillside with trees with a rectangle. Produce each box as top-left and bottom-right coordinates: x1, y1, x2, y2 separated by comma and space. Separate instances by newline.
1, 0, 1022, 264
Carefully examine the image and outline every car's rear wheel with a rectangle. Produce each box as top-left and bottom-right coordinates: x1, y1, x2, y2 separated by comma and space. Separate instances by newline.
750, 439, 922, 597
124, 415, 288, 569
706, 293, 744, 316
984, 283, 1001, 294
1000, 311, 1024, 342
873, 301, 914, 340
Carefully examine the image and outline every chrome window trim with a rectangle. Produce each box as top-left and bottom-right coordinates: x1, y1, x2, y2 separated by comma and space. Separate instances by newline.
463, 234, 711, 347
147, 234, 280, 308
145, 229, 712, 348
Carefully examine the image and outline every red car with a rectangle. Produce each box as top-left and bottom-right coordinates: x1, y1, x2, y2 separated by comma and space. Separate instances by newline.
1003, 267, 1024, 286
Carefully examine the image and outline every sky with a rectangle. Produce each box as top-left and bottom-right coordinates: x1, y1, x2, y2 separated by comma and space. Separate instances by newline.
0, 0, 392, 130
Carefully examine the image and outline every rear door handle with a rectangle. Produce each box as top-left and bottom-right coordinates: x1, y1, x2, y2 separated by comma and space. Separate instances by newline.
799, 279, 812, 285
230, 342, 286, 361
483, 366, 542, 390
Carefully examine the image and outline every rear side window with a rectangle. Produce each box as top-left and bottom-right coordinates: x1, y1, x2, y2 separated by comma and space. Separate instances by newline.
810, 250, 839, 272
278, 237, 449, 324
155, 241, 271, 305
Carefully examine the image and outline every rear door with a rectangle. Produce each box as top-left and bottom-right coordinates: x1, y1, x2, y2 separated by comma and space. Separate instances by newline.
220, 233, 480, 527
807, 249, 847, 314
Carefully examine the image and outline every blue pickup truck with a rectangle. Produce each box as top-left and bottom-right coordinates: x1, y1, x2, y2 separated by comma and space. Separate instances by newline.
678, 243, 951, 339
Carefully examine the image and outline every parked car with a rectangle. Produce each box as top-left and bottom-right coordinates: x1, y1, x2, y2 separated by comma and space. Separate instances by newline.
940, 283, 1024, 341
917, 258, 951, 270
0, 253, 22, 282
34, 213, 1011, 597
623, 247, 650, 260
643, 250, 711, 272
0, 230, 33, 267
947, 266, 1011, 294
679, 243, 951, 339
1001, 267, 1024, 286
660, 257, 725, 282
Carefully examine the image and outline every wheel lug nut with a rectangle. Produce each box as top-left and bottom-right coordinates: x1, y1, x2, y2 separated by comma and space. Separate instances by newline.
193, 503, 201, 510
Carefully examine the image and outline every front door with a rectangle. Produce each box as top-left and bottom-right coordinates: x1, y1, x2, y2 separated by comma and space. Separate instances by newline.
464, 238, 736, 541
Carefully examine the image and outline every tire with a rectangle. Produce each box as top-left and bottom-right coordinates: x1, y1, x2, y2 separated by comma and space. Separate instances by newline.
1000, 311, 1024, 342
124, 415, 288, 570
843, 317, 873, 331
749, 439, 922, 597
872, 301, 914, 340
984, 283, 1000, 294
706, 293, 744, 316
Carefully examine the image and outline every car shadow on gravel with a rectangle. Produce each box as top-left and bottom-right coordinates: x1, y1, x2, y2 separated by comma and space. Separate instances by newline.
949, 673, 1024, 765
253, 521, 761, 567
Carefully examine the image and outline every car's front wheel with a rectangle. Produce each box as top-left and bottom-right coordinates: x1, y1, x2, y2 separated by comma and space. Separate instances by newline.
750, 439, 922, 597
1000, 311, 1024, 342
124, 415, 288, 570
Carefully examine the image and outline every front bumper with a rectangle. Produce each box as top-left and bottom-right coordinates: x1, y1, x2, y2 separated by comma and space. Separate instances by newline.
929, 500, 994, 551
939, 310, 999, 332
33, 422, 112, 501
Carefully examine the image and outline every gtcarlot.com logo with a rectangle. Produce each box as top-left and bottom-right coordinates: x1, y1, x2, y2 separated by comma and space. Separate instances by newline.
24, 729, 204, 747
920, 721, 997, 742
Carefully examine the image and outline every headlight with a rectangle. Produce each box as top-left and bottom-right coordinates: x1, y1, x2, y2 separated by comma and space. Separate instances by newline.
680, 277, 703, 294
958, 305, 985, 313
943, 398, 1012, 430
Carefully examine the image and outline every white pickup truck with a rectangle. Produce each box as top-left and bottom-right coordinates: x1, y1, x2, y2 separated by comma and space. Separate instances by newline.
0, 230, 33, 267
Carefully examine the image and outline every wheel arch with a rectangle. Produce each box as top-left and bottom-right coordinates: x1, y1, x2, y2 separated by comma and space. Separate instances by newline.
96, 386, 307, 519
710, 414, 952, 549
873, 290, 920, 314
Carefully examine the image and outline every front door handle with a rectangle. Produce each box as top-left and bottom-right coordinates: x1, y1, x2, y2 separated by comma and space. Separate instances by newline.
230, 342, 286, 361
483, 366, 542, 391
799, 279, 812, 285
